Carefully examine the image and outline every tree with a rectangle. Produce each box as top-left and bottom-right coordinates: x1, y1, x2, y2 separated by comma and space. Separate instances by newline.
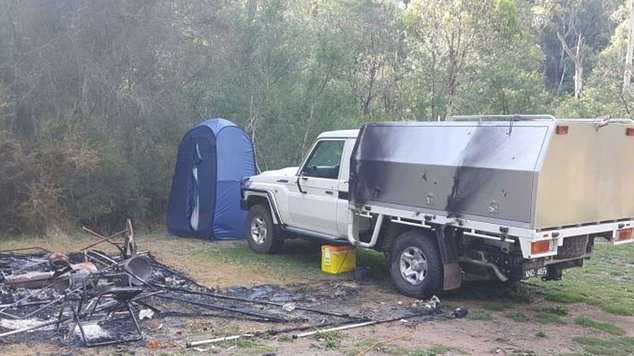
530, 0, 621, 96
581, 5, 634, 119
557, 31, 584, 100
624, 1, 634, 89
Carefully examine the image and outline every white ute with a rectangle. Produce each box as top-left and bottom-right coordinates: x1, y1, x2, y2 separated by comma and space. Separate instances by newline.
241, 115, 634, 297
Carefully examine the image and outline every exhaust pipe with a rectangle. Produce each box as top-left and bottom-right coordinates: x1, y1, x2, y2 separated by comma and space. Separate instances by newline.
459, 255, 509, 282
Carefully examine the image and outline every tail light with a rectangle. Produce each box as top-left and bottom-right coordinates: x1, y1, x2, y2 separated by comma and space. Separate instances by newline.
617, 228, 633, 241
626, 128, 634, 136
531, 240, 551, 254
555, 125, 569, 135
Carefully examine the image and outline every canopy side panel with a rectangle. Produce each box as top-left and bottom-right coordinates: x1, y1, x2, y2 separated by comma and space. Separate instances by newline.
350, 122, 549, 227
212, 125, 257, 239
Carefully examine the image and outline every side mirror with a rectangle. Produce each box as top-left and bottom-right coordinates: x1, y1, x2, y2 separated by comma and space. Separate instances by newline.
301, 165, 312, 176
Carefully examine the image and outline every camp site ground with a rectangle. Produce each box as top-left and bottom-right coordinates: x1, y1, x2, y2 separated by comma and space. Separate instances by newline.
1, 232, 632, 355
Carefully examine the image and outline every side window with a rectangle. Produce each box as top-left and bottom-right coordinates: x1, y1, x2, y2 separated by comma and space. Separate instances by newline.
302, 140, 345, 179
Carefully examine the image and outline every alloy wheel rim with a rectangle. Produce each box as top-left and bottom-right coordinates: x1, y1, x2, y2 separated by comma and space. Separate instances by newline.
399, 246, 428, 285
250, 216, 267, 244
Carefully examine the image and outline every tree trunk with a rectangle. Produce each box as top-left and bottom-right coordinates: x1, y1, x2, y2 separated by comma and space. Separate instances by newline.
446, 56, 459, 118
624, 3, 634, 90
557, 32, 584, 101
574, 34, 583, 100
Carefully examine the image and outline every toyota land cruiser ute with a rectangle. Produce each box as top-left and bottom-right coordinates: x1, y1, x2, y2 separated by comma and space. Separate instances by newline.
240, 115, 634, 298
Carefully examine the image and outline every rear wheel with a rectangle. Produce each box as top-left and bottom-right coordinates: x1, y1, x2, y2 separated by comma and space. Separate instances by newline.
245, 204, 284, 254
389, 230, 443, 298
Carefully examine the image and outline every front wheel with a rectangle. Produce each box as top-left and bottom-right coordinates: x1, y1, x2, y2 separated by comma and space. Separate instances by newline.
245, 204, 284, 254
389, 230, 443, 298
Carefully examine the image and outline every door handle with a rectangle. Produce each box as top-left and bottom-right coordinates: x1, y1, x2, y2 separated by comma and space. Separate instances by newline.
276, 179, 289, 183
301, 176, 308, 181
325, 190, 334, 195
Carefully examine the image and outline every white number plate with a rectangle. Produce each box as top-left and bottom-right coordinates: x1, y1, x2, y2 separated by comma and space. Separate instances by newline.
523, 267, 548, 279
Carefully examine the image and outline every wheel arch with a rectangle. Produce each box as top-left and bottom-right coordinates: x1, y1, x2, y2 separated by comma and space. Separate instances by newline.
244, 190, 281, 225
378, 221, 435, 258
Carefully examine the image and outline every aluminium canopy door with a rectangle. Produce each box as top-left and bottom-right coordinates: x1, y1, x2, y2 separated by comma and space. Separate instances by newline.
534, 121, 634, 229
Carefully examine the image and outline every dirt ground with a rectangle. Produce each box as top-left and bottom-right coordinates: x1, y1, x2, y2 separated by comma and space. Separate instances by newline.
1, 231, 633, 355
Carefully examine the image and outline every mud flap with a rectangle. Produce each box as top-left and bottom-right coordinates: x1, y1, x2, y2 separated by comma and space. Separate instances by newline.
436, 225, 463, 291
443, 262, 462, 290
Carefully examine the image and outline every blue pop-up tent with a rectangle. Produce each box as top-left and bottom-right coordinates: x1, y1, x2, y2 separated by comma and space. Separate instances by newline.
167, 118, 256, 240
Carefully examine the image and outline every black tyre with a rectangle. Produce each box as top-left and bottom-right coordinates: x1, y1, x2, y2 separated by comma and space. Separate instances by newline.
245, 204, 284, 254
389, 230, 443, 298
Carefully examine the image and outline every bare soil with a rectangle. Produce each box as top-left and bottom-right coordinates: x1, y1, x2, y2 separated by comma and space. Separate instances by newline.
1, 232, 632, 355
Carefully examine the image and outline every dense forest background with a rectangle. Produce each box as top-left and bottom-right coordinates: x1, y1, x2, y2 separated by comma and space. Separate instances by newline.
1, 0, 633, 234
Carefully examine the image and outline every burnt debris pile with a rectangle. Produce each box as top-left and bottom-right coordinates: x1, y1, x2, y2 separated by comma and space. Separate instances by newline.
0, 221, 443, 348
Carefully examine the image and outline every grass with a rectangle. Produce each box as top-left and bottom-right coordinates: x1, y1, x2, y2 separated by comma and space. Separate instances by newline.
276, 334, 292, 342
466, 308, 495, 321
214, 338, 274, 354
312, 331, 343, 350
541, 306, 569, 316
410, 344, 463, 355
191, 238, 390, 285
351, 339, 463, 356
505, 311, 530, 322
574, 336, 634, 355
538, 243, 634, 316
193, 239, 324, 277
482, 303, 507, 311
574, 316, 626, 336
351, 338, 407, 355
534, 312, 562, 324
444, 281, 532, 305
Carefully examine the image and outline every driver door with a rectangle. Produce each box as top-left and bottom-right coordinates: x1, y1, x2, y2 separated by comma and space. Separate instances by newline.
287, 139, 344, 237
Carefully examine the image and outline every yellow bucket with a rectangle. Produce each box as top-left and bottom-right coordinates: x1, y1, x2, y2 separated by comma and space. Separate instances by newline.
321, 245, 356, 274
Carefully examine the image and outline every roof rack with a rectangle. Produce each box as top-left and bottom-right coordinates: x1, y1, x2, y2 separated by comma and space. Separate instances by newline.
558, 117, 634, 124
447, 114, 557, 122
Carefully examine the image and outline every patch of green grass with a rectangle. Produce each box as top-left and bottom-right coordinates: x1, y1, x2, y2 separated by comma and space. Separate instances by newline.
534, 312, 562, 324
541, 306, 569, 316
192, 240, 392, 282
426, 345, 457, 354
466, 308, 495, 321
357, 248, 389, 279
574, 317, 626, 336
349, 338, 408, 355
352, 340, 463, 356
313, 331, 343, 350
509, 283, 532, 303
505, 311, 530, 322
215, 338, 275, 354
601, 304, 634, 316
535, 331, 546, 338
193, 240, 325, 278
410, 345, 464, 356
544, 291, 588, 304
574, 336, 634, 355
539, 244, 634, 316
482, 303, 507, 311
277, 334, 292, 342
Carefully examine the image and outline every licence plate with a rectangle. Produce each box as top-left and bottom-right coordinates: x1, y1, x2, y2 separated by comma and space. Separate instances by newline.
523, 267, 548, 279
